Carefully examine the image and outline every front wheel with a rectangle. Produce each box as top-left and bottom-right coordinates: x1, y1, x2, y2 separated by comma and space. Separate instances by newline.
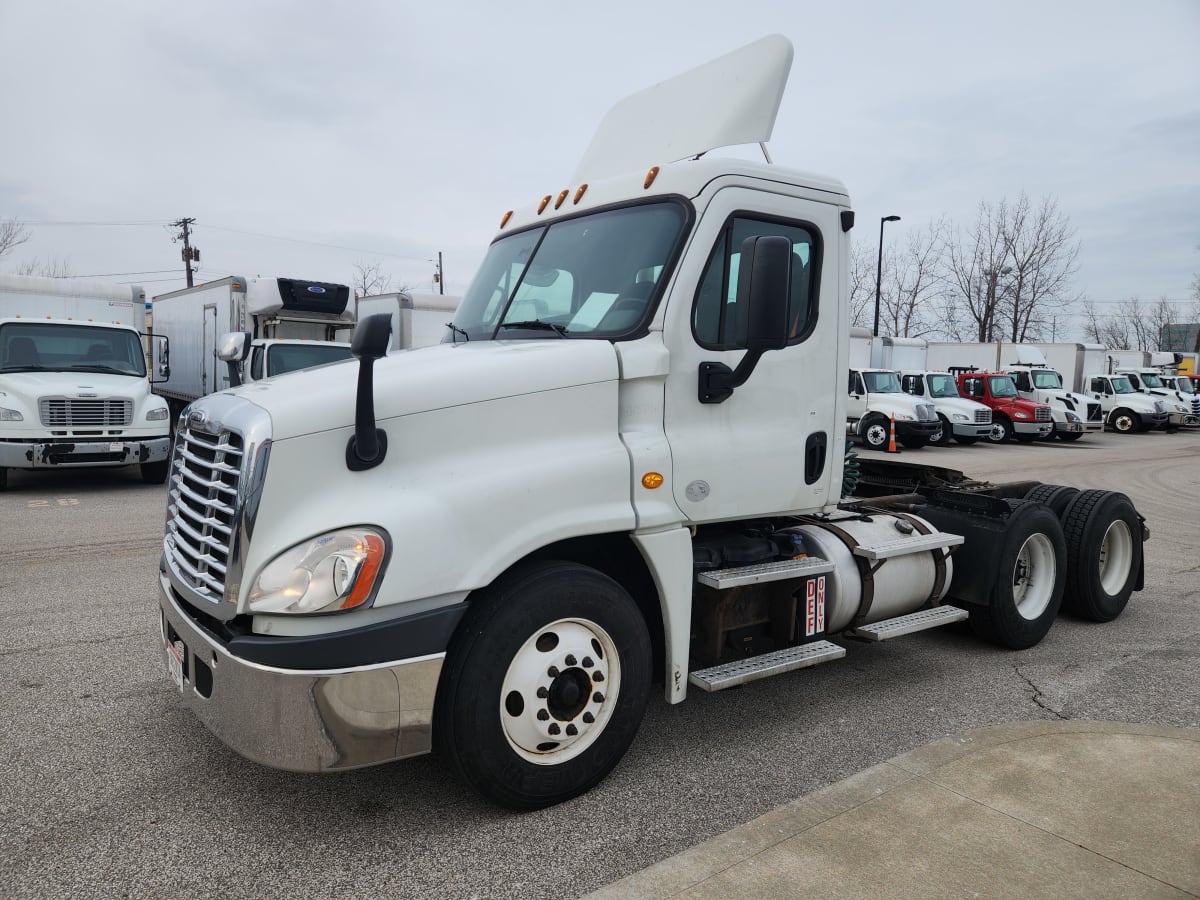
860, 413, 891, 451
969, 499, 1066, 649
988, 417, 1014, 444
931, 415, 953, 446
435, 561, 651, 810
1109, 408, 1139, 434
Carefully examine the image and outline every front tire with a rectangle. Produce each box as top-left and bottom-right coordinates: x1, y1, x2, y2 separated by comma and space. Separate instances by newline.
435, 561, 651, 810
1109, 408, 1139, 434
931, 415, 953, 446
1060, 490, 1141, 622
988, 417, 1014, 444
969, 499, 1066, 649
861, 413, 890, 451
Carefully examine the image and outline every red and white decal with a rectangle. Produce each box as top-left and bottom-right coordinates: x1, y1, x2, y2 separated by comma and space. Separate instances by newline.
804, 575, 826, 637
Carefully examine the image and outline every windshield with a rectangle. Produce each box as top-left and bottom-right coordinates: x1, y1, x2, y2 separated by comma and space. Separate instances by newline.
1031, 370, 1062, 389
0, 322, 146, 376
863, 371, 903, 393
1110, 376, 1135, 394
1139, 373, 1164, 388
1176, 378, 1195, 394
925, 373, 961, 398
266, 343, 354, 377
450, 201, 687, 341
987, 375, 1018, 398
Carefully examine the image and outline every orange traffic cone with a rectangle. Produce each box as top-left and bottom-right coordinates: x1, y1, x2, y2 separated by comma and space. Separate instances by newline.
887, 414, 899, 453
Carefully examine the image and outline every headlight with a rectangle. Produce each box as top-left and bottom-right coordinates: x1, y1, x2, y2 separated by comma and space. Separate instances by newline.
248, 528, 388, 614
1064, 411, 1081, 423
1014, 411, 1030, 420
146, 407, 170, 421
0, 406, 23, 422
895, 413, 915, 422
951, 413, 968, 422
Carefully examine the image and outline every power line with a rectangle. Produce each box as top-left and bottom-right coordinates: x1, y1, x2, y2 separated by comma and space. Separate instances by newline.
202, 223, 428, 261
64, 269, 182, 278
19, 220, 166, 227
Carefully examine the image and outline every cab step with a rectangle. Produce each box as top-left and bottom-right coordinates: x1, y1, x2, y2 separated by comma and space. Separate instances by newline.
688, 640, 845, 692
851, 532, 963, 561
847, 605, 968, 641
696, 556, 835, 590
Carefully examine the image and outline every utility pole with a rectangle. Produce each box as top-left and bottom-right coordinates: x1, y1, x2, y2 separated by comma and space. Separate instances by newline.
171, 218, 199, 287
432, 251, 445, 295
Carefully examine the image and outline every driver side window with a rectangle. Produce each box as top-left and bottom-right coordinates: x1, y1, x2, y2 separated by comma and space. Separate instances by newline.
693, 215, 819, 350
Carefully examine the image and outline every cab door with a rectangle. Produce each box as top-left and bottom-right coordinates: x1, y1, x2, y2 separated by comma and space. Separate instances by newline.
661, 184, 845, 523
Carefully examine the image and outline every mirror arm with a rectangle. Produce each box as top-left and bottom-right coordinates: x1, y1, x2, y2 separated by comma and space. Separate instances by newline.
698, 350, 764, 404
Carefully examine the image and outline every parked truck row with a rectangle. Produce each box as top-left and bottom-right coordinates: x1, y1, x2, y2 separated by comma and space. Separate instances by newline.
154, 36, 1152, 812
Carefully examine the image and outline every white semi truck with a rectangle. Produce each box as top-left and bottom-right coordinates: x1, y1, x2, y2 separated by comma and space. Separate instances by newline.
847, 330, 939, 449
1113, 366, 1198, 428
155, 37, 1148, 810
0, 273, 171, 490
151, 276, 354, 418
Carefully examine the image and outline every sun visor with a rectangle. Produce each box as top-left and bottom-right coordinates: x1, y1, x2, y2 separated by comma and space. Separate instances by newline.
572, 34, 794, 184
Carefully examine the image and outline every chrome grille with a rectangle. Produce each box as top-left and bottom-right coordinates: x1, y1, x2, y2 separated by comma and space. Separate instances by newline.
40, 398, 132, 428
916, 403, 936, 421
973, 408, 990, 424
165, 423, 245, 603
1087, 402, 1102, 422
1153, 400, 1165, 414
1034, 407, 1052, 422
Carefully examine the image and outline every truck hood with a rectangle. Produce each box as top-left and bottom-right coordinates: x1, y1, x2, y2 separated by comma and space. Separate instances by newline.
226, 340, 621, 440
0, 369, 149, 401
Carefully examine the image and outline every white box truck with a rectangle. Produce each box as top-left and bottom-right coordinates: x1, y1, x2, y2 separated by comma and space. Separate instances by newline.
354, 291, 462, 352
155, 36, 1148, 810
0, 273, 171, 490
151, 276, 355, 418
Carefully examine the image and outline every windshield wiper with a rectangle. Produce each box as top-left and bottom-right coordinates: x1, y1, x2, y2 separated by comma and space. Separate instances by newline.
446, 322, 469, 343
1, 365, 47, 372
70, 364, 133, 375
499, 320, 568, 338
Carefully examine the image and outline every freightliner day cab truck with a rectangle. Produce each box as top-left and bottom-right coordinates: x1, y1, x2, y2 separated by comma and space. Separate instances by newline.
151, 276, 354, 418
0, 273, 171, 490
846, 329, 939, 449
1114, 367, 1198, 428
898, 371, 992, 445
955, 370, 1054, 443
156, 37, 1148, 809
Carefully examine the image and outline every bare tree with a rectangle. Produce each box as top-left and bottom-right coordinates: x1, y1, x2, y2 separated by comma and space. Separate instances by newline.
15, 256, 73, 278
944, 200, 1010, 341
996, 194, 1080, 342
353, 261, 392, 299
847, 240, 875, 329
880, 217, 948, 338
1, 217, 32, 262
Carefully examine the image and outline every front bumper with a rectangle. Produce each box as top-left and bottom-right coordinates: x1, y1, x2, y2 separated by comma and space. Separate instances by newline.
158, 572, 453, 772
895, 420, 940, 439
0, 435, 170, 469
1014, 421, 1054, 437
952, 423, 993, 438
1053, 421, 1103, 435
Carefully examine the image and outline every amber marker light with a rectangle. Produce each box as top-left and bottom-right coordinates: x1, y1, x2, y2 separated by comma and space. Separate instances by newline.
555, 190, 569, 209
499, 210, 514, 228
644, 166, 660, 189
537, 195, 552, 214
339, 533, 386, 611
574, 184, 588, 204
642, 472, 664, 489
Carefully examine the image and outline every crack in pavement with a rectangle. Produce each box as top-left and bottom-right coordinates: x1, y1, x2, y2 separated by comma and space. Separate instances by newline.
1014, 665, 1067, 720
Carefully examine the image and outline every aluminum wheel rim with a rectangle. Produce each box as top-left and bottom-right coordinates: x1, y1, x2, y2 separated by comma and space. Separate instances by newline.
1114, 414, 1134, 432
866, 424, 888, 447
500, 618, 620, 766
1098, 519, 1133, 595
1012, 532, 1056, 620
989, 423, 1007, 442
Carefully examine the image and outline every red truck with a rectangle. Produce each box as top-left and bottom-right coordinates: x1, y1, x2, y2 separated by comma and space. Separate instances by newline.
956, 370, 1054, 444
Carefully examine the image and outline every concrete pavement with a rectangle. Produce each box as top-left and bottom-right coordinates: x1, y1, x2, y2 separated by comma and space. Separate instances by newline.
587, 721, 1200, 899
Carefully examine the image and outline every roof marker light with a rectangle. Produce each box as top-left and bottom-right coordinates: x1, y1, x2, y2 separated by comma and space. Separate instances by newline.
500, 210, 514, 228
574, 184, 588, 204
554, 190, 569, 210
644, 166, 660, 190
537, 195, 552, 214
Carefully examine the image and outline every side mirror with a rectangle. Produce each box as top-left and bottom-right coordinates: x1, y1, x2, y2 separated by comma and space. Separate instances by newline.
346, 314, 393, 471
699, 235, 792, 403
217, 332, 251, 388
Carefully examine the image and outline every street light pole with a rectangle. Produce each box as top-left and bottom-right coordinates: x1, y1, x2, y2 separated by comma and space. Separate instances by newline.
873, 215, 901, 337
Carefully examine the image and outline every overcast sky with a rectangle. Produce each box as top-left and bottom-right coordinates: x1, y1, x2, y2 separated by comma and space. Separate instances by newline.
1, 0, 1197, 338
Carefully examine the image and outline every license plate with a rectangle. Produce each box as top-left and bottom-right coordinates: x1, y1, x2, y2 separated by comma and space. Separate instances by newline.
109, 441, 125, 452
166, 639, 184, 691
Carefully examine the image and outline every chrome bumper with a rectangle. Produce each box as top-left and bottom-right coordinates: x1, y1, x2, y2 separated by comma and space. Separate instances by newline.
158, 573, 443, 772
1014, 421, 1054, 436
0, 435, 170, 468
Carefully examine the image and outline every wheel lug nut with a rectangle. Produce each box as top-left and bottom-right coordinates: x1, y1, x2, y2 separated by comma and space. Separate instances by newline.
592, 671, 605, 683
582, 657, 594, 668
593, 692, 604, 703
536, 687, 548, 699
537, 709, 549, 721
565, 654, 577, 666
583, 712, 594, 724
566, 724, 578, 736
548, 723, 561, 735
547, 666, 560, 678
